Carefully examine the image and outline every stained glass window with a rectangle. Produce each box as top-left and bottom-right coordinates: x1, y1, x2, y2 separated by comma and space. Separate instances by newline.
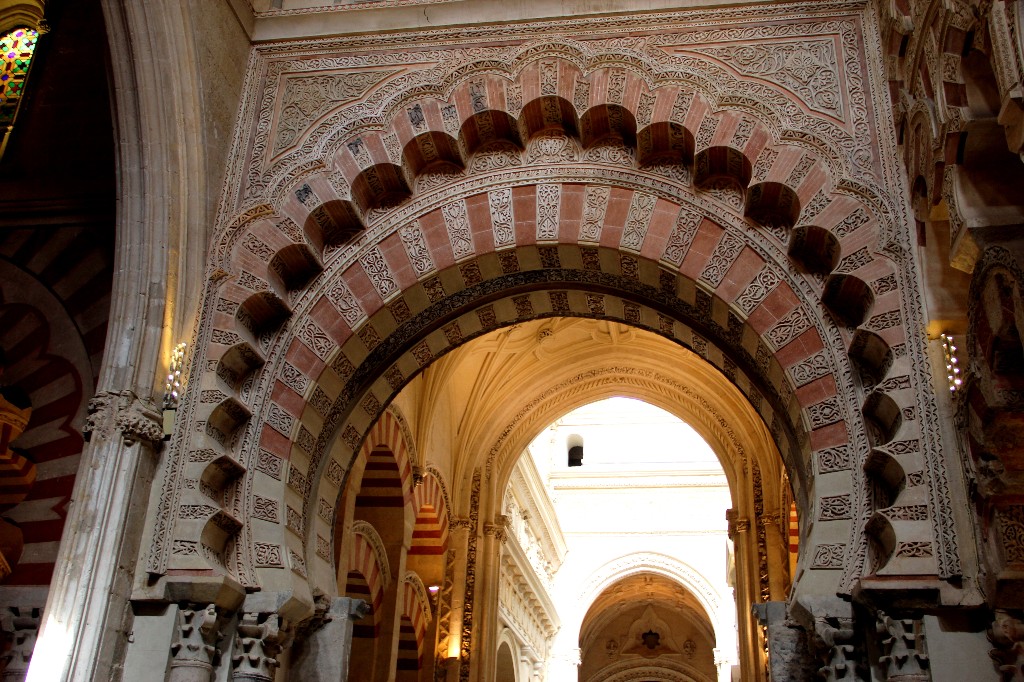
0, 28, 38, 128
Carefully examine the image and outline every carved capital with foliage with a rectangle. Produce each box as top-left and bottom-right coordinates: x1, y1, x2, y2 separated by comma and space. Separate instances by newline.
231, 611, 294, 682
83, 390, 163, 448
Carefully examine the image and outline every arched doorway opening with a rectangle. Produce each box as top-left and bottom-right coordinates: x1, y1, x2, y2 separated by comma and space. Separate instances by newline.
579, 572, 717, 682
335, 317, 795, 680
512, 397, 736, 681
495, 639, 517, 682
336, 439, 413, 682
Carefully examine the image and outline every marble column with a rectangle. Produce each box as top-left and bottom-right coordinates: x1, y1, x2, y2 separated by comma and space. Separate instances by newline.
761, 512, 790, 601
289, 597, 370, 682
438, 522, 470, 682
470, 515, 509, 682
728, 509, 763, 682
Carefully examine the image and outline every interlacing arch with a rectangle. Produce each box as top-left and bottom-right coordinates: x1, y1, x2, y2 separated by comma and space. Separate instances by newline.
153, 26, 954, 621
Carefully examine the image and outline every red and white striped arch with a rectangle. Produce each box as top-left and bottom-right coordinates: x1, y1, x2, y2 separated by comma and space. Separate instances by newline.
410, 471, 450, 557
355, 408, 414, 512
346, 525, 389, 619
155, 15, 956, 610
401, 572, 432, 664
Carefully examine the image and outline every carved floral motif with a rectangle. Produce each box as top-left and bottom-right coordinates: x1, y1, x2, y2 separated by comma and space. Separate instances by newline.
84, 390, 163, 448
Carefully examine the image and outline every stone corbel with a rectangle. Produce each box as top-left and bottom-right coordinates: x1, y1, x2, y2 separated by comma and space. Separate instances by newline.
83, 390, 163, 449
0, 606, 41, 682
231, 611, 294, 682
168, 603, 222, 682
294, 593, 334, 639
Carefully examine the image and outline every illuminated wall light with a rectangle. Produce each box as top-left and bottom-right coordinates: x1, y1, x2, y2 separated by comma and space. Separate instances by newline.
940, 333, 962, 394
162, 343, 188, 438
163, 342, 188, 409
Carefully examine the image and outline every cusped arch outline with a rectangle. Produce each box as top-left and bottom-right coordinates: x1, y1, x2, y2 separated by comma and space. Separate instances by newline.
159, 176, 937, 602
573, 552, 732, 666
235, 24, 868, 222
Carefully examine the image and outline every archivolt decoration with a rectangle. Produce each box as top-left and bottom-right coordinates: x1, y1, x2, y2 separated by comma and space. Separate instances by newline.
146, 2, 954, 617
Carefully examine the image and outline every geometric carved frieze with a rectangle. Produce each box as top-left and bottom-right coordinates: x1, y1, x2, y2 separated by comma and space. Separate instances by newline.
807, 396, 843, 429
789, 350, 832, 387
579, 185, 610, 243
620, 191, 656, 252
996, 506, 1024, 566
735, 266, 781, 315
766, 306, 812, 349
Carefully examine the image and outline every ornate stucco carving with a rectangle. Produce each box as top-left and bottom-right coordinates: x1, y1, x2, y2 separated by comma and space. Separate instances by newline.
83, 390, 163, 448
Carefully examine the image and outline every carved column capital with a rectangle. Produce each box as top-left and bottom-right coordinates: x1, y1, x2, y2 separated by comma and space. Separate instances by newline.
814, 615, 866, 682
989, 609, 1024, 680
484, 514, 511, 543
231, 611, 294, 682
875, 611, 928, 680
83, 390, 163, 448
168, 603, 222, 680
0, 606, 41, 682
449, 516, 472, 531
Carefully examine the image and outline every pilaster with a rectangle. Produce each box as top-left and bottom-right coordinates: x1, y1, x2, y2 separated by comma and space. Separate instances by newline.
26, 392, 162, 682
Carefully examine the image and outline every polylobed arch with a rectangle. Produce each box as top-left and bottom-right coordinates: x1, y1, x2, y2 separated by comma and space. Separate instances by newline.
151, 18, 956, 662
334, 407, 416, 580
163, 192, 942, 605
234, 30, 871, 237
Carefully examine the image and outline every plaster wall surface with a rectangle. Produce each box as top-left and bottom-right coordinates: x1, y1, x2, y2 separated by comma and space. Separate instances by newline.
524, 398, 738, 680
